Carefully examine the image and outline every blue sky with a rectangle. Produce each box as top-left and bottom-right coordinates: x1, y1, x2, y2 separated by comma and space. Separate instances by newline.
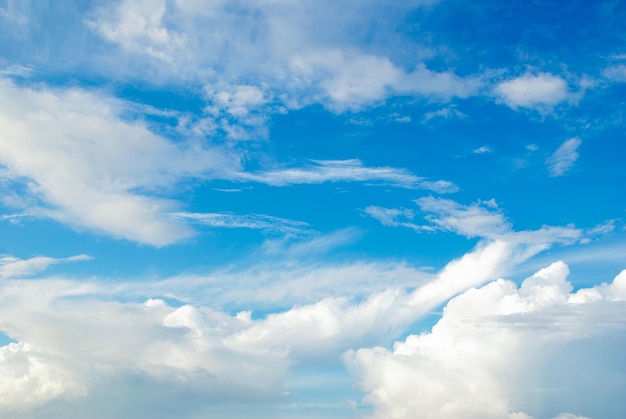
0, 0, 625, 418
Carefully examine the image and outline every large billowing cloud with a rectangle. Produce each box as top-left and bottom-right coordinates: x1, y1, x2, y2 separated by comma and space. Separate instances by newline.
345, 263, 626, 419
1, 248, 623, 417
0, 189, 599, 416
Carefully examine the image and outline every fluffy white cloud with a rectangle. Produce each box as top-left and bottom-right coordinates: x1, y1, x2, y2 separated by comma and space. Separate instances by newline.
92, 0, 186, 63
0, 223, 620, 416
345, 262, 626, 419
290, 52, 480, 110
86, 0, 479, 111
495, 73, 571, 111
0, 280, 289, 415
0, 342, 86, 409
546, 138, 582, 177
0, 233, 546, 414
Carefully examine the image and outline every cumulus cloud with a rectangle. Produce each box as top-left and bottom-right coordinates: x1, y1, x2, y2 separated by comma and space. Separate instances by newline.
0, 231, 554, 414
345, 262, 626, 419
495, 73, 571, 111
546, 138, 582, 177
0, 342, 86, 409
0, 216, 619, 416
0, 278, 290, 414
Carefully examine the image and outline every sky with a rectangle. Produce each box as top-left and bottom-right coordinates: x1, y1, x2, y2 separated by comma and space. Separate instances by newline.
0, 0, 625, 418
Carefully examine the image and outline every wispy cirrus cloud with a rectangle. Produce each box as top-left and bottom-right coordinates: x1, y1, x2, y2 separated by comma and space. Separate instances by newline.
366, 197, 582, 250
0, 254, 91, 279
546, 137, 582, 177
238, 159, 458, 192
363, 206, 433, 232
169, 212, 312, 236
0, 79, 453, 246
603, 64, 626, 82
366, 198, 510, 238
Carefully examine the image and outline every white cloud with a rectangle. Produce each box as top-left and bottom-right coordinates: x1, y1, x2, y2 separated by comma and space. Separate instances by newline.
0, 79, 236, 246
203, 84, 271, 141
0, 254, 91, 279
345, 262, 626, 419
290, 52, 480, 110
169, 212, 312, 236
89, 0, 186, 64
208, 84, 267, 118
0, 342, 86, 409
0, 77, 464, 246
85, 0, 479, 111
239, 159, 458, 192
415, 197, 512, 238
0, 233, 550, 413
473, 145, 493, 154
0, 80, 440, 246
0, 279, 290, 414
422, 105, 468, 122
546, 138, 582, 177
363, 206, 427, 231
0, 216, 617, 416
603, 64, 626, 82
366, 198, 583, 268
495, 73, 571, 111
414, 197, 582, 249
